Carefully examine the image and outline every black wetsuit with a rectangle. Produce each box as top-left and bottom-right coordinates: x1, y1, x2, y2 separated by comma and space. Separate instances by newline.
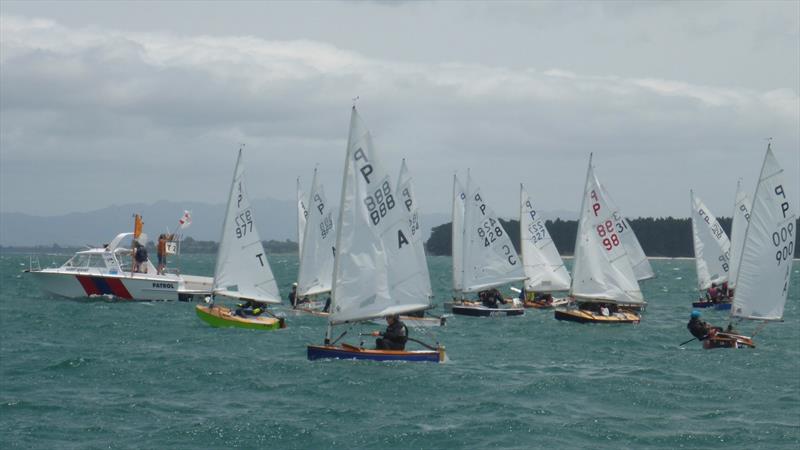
376, 320, 408, 350
687, 317, 713, 340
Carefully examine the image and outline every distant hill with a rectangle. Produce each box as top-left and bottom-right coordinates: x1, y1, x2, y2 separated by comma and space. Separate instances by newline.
0, 200, 449, 247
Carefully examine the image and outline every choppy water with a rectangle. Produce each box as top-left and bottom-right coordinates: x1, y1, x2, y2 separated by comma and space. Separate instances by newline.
1, 253, 798, 449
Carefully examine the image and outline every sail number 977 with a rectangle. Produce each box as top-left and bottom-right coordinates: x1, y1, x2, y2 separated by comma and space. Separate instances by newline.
773, 222, 794, 266
596, 220, 620, 251
235, 210, 253, 239
364, 181, 395, 226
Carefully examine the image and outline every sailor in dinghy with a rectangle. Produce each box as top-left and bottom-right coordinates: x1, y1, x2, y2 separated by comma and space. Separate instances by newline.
699, 142, 794, 349
307, 106, 445, 362
195, 147, 286, 331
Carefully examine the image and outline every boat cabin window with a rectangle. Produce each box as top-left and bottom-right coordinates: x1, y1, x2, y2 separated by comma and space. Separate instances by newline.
63, 254, 106, 268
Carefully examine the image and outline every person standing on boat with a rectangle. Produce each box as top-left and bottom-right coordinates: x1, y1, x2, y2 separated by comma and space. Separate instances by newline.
372, 315, 408, 350
156, 234, 174, 275
687, 310, 721, 340
133, 241, 148, 273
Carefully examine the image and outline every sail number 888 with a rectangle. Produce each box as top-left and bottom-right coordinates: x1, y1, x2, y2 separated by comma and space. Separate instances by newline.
364, 181, 395, 226
773, 222, 794, 266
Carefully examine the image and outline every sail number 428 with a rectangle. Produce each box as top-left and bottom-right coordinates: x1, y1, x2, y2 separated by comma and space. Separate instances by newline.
773, 222, 794, 266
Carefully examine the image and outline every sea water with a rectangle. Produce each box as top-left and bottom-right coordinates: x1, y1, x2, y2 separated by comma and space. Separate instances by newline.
1, 253, 798, 449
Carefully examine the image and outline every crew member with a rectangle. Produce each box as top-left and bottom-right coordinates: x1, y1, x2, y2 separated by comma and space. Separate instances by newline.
288, 283, 298, 308
372, 314, 408, 350
687, 310, 721, 340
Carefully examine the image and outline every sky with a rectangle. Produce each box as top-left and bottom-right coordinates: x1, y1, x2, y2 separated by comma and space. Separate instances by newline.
1, 0, 798, 220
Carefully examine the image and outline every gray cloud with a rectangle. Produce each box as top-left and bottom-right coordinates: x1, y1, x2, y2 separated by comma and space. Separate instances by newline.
1, 3, 798, 222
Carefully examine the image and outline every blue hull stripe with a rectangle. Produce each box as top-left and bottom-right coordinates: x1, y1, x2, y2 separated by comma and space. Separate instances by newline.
307, 346, 440, 363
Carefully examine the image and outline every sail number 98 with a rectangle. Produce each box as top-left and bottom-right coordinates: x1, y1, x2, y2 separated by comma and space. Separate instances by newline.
773, 222, 794, 266
597, 220, 620, 251
235, 210, 253, 239
364, 181, 395, 226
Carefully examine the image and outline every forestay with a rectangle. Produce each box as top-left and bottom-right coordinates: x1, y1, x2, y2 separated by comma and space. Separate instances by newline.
329, 107, 431, 324
451, 174, 467, 293
570, 155, 643, 305
297, 178, 309, 260
728, 180, 751, 289
520, 184, 571, 292
213, 149, 281, 304
599, 183, 654, 281
732, 145, 795, 321
461, 173, 525, 293
690, 191, 731, 290
397, 159, 433, 298
297, 168, 336, 296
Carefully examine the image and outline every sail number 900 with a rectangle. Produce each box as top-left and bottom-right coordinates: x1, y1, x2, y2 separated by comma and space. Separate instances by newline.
773, 222, 794, 266
364, 181, 395, 226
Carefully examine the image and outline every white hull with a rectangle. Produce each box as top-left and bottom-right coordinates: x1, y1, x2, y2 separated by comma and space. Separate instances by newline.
28, 269, 213, 301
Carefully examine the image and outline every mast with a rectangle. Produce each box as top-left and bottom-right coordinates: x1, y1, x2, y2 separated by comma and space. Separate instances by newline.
569, 153, 593, 297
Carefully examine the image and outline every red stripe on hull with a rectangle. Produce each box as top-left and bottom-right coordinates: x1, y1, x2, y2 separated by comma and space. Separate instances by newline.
106, 278, 133, 299
76, 276, 101, 296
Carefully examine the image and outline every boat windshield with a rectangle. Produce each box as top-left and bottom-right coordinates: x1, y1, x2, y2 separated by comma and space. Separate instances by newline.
63, 254, 106, 269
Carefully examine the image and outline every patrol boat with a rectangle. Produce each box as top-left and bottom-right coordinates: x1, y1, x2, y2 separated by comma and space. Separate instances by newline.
26, 232, 213, 301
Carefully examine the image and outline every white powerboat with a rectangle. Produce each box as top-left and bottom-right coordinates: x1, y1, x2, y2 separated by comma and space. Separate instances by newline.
26, 232, 213, 301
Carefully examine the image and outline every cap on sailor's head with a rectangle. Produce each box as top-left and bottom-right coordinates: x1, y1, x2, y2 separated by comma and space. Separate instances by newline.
292, 282, 298, 287
691, 310, 701, 318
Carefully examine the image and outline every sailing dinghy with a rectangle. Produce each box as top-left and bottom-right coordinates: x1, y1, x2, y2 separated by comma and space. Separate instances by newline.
519, 183, 571, 309
555, 154, 644, 324
306, 106, 445, 362
195, 148, 285, 331
689, 190, 733, 309
703, 143, 794, 349
444, 173, 526, 317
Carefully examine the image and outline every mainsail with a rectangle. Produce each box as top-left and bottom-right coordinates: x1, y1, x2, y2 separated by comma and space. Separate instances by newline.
328, 107, 431, 325
451, 174, 467, 293
397, 159, 433, 298
297, 178, 309, 260
213, 148, 281, 304
728, 180, 751, 290
297, 168, 336, 296
570, 155, 643, 304
520, 184, 571, 292
732, 144, 795, 321
690, 190, 731, 290
460, 173, 525, 293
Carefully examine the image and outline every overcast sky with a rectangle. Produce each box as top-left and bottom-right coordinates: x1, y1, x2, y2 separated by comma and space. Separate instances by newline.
1, 0, 798, 221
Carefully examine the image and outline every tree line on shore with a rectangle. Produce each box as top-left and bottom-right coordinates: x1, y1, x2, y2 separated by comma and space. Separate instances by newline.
425, 217, 800, 258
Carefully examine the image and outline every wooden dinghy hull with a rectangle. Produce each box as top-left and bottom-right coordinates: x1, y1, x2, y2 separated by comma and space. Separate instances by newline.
523, 298, 570, 309
306, 344, 445, 363
195, 305, 285, 330
703, 332, 755, 349
554, 308, 640, 324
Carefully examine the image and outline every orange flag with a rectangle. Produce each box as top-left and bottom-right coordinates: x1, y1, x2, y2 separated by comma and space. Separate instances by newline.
134, 214, 143, 239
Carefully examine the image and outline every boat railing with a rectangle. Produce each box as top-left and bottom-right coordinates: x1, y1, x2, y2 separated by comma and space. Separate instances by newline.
27, 255, 41, 272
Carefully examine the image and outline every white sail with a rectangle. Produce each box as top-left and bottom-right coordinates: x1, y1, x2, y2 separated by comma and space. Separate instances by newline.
297, 178, 309, 260
732, 144, 795, 321
599, 183, 654, 281
213, 148, 281, 304
329, 107, 431, 324
451, 174, 467, 293
728, 180, 751, 289
690, 191, 731, 290
397, 159, 433, 298
570, 155, 643, 304
297, 168, 336, 296
461, 173, 525, 293
519, 184, 571, 292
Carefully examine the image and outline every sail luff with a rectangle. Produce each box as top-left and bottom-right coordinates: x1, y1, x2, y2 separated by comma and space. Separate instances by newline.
297, 177, 309, 260
728, 179, 751, 289
212, 149, 242, 292
569, 154, 593, 297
